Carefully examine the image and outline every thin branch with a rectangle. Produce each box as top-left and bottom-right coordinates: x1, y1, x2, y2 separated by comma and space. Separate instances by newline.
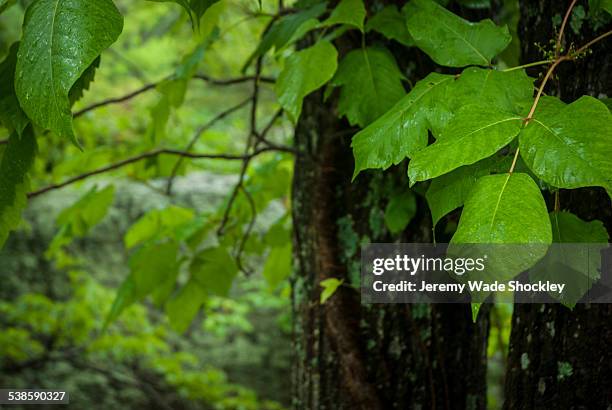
27, 147, 281, 198
234, 185, 257, 275
73, 83, 157, 117
555, 0, 578, 58
165, 97, 252, 195
0, 139, 7, 145
73, 74, 275, 118
193, 74, 275, 85
217, 53, 266, 236
574, 29, 612, 55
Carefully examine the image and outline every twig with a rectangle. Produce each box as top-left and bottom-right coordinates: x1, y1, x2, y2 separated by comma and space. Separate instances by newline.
27, 147, 281, 198
234, 185, 257, 275
574, 30, 612, 55
165, 97, 252, 195
217, 54, 265, 236
193, 74, 275, 85
73, 75, 275, 118
74, 83, 157, 118
555, 0, 578, 58
0, 139, 7, 145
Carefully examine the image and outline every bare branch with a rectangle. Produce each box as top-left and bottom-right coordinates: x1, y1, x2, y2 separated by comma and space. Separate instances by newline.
0, 139, 7, 145
73, 74, 275, 118
165, 97, 252, 195
234, 185, 257, 275
27, 147, 282, 198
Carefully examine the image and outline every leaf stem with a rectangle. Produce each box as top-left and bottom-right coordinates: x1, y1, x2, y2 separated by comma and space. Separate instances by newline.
27, 146, 292, 198
502, 59, 553, 72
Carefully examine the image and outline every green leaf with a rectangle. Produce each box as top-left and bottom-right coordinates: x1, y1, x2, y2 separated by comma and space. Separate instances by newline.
242, 2, 326, 71
444, 67, 534, 119
191, 247, 239, 297
471, 303, 481, 322
331, 46, 405, 127
365, 5, 413, 46
0, 43, 28, 136
125, 205, 194, 249
426, 157, 494, 228
322, 0, 366, 31
262, 244, 292, 288
530, 212, 609, 307
166, 278, 207, 333
275, 41, 338, 122
351, 72, 453, 178
149, 42, 207, 140
384, 190, 417, 234
130, 241, 180, 297
47, 185, 115, 256
104, 276, 138, 328
0, 128, 37, 249
452, 173, 551, 244
320, 278, 343, 304
15, 0, 123, 145
56, 185, 115, 236
405, 0, 511, 67
408, 104, 523, 183
519, 96, 612, 191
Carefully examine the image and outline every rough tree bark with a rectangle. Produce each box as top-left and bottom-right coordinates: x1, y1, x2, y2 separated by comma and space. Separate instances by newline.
290, 6, 491, 405
504, 1, 612, 409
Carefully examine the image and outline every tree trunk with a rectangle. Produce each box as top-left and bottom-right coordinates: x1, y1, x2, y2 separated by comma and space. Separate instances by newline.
290, 73, 489, 410
504, 1, 612, 408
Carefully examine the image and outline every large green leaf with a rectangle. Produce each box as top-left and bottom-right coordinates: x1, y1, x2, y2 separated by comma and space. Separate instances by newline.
405, 0, 511, 67
0, 43, 28, 136
330, 46, 405, 127
408, 104, 523, 183
166, 278, 207, 333
443, 67, 534, 118
0, 128, 37, 248
351, 72, 453, 178
242, 2, 326, 71
425, 157, 494, 228
15, 0, 123, 145
452, 173, 551, 244
519, 96, 612, 191
191, 247, 238, 297
365, 5, 413, 46
275, 41, 337, 122
322, 0, 366, 31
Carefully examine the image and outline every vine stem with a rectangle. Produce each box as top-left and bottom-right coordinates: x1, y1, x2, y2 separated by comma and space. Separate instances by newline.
555, 0, 578, 58
508, 0, 579, 175
502, 59, 553, 72
575, 30, 612, 54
